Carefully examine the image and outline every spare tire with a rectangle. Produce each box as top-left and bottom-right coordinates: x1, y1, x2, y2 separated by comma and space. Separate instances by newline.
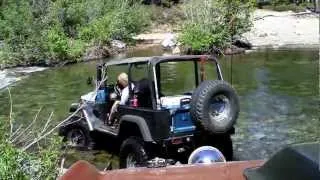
190, 80, 239, 133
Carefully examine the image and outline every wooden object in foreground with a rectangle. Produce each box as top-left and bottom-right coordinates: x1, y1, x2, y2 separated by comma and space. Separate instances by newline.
60, 160, 264, 180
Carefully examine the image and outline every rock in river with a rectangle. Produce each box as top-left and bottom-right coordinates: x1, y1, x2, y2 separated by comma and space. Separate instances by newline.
111, 40, 126, 49
161, 33, 177, 49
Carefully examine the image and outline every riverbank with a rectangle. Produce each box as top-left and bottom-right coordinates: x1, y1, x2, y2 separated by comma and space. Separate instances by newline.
243, 9, 319, 47
1, 8, 318, 90
135, 9, 319, 51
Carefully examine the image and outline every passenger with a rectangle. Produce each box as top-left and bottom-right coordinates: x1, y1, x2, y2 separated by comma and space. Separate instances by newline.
108, 72, 134, 125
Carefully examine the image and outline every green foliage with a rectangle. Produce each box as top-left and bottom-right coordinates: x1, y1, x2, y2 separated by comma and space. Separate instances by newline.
261, 0, 313, 12
179, 24, 228, 52
0, 0, 151, 67
0, 118, 62, 179
179, 0, 255, 53
46, 26, 70, 60
272, 0, 290, 6
79, 2, 150, 44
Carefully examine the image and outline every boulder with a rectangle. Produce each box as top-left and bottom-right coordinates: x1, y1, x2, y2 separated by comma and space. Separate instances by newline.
172, 46, 181, 54
232, 35, 252, 49
161, 33, 177, 49
84, 46, 110, 61
110, 40, 126, 49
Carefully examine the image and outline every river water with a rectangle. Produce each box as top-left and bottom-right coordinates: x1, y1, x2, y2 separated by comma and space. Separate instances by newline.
0, 46, 318, 169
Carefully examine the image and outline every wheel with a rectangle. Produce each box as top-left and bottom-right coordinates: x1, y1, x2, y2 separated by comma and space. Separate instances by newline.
190, 80, 239, 133
62, 117, 94, 149
119, 137, 148, 169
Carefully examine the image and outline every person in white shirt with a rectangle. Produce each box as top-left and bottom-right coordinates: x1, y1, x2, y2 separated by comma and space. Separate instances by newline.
108, 72, 134, 125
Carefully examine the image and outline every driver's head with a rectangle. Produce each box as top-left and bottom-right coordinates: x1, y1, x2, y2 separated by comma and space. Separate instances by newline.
117, 72, 128, 89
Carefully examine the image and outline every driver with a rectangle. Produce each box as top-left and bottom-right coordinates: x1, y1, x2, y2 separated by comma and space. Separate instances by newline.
108, 72, 134, 125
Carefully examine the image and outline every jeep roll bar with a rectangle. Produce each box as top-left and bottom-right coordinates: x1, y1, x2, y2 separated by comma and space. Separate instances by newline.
99, 55, 223, 110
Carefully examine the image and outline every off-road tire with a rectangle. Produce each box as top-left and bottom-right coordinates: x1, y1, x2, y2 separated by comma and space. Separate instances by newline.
190, 80, 239, 133
62, 117, 94, 149
119, 137, 148, 169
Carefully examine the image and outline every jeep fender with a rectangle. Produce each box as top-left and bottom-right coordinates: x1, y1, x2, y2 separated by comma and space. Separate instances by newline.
81, 105, 96, 131
119, 115, 154, 142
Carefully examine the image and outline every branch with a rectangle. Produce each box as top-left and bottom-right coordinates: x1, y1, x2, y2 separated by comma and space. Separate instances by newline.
21, 66, 106, 151
10, 107, 43, 143
22, 105, 83, 151
40, 111, 53, 134
9, 124, 22, 139
7, 87, 13, 135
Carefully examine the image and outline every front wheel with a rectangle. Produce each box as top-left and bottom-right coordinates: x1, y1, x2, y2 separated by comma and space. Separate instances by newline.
61, 117, 94, 149
119, 137, 149, 169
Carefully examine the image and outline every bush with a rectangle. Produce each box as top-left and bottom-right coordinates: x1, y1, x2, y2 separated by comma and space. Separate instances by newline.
0, 102, 63, 179
79, 2, 150, 44
179, 0, 254, 53
0, 0, 152, 67
271, 0, 290, 6
179, 24, 228, 53
45, 26, 70, 60
0, 136, 61, 179
270, 4, 306, 12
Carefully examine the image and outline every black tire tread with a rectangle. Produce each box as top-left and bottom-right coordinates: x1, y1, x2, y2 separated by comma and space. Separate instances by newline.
119, 137, 148, 169
63, 117, 93, 148
190, 80, 239, 133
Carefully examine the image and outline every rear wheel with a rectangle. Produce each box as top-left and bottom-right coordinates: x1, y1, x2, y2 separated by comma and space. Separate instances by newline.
119, 137, 149, 169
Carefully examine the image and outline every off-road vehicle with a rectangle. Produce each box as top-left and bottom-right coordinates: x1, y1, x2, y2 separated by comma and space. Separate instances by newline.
59, 55, 240, 168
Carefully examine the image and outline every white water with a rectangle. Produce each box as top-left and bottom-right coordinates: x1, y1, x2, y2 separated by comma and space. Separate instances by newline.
0, 67, 47, 90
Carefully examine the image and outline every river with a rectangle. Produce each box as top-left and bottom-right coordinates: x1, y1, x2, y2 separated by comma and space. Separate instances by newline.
0, 46, 318, 169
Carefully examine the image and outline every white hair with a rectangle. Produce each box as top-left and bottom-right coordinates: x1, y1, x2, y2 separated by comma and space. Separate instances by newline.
118, 72, 128, 85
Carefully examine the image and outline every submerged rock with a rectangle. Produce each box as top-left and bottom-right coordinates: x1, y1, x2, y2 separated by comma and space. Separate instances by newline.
253, 132, 266, 140
224, 45, 245, 55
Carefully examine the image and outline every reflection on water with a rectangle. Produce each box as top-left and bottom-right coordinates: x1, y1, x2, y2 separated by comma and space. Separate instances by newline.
0, 46, 318, 168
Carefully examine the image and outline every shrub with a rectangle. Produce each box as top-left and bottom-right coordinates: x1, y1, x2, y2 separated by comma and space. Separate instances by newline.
179, 24, 228, 53
0, 0, 152, 67
109, 5, 151, 41
79, 15, 113, 44
68, 39, 87, 60
0, 94, 63, 179
272, 0, 290, 6
45, 26, 70, 60
179, 0, 254, 53
0, 136, 61, 179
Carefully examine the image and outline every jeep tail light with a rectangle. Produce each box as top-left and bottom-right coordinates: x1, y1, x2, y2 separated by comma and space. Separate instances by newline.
171, 138, 183, 145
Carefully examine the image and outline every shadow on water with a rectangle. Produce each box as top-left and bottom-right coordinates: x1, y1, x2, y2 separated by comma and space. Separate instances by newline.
0, 46, 318, 168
